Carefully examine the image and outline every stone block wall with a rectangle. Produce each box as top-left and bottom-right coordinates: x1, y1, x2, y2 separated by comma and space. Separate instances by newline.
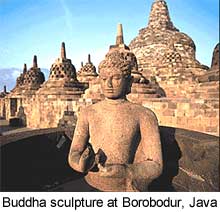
26, 94, 80, 129
155, 81, 219, 99
1, 81, 219, 137
3, 96, 23, 120
140, 98, 219, 136
0, 98, 5, 118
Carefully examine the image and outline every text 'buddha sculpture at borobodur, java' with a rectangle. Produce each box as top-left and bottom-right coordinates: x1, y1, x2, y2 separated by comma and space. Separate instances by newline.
68, 46, 163, 192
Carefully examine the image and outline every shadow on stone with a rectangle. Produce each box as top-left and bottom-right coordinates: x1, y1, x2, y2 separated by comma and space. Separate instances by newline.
0, 132, 83, 191
9, 106, 27, 127
9, 118, 21, 127
148, 127, 181, 191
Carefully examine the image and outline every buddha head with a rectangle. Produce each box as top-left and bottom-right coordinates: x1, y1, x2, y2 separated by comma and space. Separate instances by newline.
98, 49, 135, 99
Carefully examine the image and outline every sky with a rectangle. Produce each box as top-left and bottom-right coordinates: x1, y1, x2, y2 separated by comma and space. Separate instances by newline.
0, 0, 219, 90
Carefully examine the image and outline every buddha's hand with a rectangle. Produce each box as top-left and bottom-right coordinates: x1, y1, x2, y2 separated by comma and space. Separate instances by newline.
98, 164, 127, 178
79, 144, 95, 172
94, 149, 107, 166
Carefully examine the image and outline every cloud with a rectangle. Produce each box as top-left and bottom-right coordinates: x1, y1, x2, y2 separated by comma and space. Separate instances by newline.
59, 0, 74, 33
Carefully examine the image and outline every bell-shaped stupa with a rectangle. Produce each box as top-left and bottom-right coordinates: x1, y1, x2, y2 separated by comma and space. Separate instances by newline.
129, 0, 208, 86
77, 54, 98, 83
38, 42, 86, 96
22, 56, 45, 90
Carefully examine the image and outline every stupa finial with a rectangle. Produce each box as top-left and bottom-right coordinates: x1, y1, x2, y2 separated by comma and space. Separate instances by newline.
23, 63, 27, 74
33, 55, 38, 68
88, 54, 91, 63
61, 42, 66, 59
116, 23, 124, 45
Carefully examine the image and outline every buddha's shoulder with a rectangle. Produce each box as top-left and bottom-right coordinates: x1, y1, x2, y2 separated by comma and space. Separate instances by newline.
80, 101, 104, 114
127, 101, 157, 119
80, 100, 157, 119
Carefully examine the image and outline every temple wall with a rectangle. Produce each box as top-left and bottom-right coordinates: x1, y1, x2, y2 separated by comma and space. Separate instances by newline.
1, 79, 219, 137
26, 81, 219, 136
1, 94, 219, 136
127, 81, 219, 136
1, 94, 84, 129
2, 96, 22, 120
25, 94, 91, 129
0, 98, 5, 118
156, 81, 219, 99
4, 99, 10, 120
26, 95, 73, 128
139, 98, 219, 136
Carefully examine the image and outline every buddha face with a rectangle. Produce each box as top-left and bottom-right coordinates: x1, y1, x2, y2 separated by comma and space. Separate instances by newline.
100, 68, 131, 99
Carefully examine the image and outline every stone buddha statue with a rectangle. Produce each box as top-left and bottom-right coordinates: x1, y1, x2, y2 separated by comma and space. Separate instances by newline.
68, 49, 163, 191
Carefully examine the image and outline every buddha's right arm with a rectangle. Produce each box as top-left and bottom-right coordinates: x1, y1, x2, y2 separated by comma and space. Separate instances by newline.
68, 108, 92, 173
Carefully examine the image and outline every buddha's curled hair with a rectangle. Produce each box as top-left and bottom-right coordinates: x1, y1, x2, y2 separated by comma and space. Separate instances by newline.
98, 49, 138, 77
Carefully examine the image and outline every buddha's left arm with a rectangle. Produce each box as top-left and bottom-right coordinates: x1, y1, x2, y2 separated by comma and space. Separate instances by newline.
129, 110, 163, 185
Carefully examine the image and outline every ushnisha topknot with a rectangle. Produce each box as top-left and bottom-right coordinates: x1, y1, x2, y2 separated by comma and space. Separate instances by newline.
98, 49, 138, 78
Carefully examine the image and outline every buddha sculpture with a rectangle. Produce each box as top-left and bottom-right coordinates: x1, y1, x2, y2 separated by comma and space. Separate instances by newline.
68, 48, 163, 191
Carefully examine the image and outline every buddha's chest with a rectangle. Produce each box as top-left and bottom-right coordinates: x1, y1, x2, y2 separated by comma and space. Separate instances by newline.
88, 110, 140, 163
89, 110, 139, 139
